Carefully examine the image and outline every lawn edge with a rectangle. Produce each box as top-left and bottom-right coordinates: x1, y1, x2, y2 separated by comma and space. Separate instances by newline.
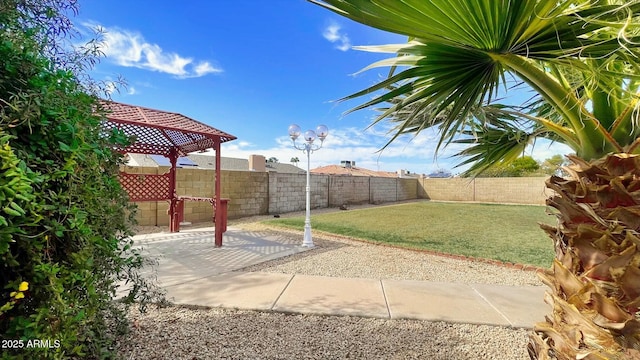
262, 223, 548, 274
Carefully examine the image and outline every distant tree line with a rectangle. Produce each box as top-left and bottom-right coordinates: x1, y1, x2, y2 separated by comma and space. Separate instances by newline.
472, 154, 569, 177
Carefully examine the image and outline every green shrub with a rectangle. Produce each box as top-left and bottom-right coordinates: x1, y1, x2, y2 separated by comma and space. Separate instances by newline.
1, 1, 160, 358
478, 155, 541, 177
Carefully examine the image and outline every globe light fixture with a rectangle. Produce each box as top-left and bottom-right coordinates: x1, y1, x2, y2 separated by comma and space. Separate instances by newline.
288, 124, 301, 141
288, 124, 329, 247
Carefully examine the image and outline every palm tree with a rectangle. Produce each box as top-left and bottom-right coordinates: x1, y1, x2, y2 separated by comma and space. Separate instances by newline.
291, 156, 300, 167
310, 1, 640, 358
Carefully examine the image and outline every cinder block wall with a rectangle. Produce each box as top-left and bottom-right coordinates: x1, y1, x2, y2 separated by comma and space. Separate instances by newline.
397, 178, 418, 200
269, 173, 329, 214
121, 167, 269, 226
121, 165, 550, 226
175, 167, 214, 223
370, 177, 397, 203
328, 176, 370, 206
420, 177, 548, 205
134, 201, 158, 226
419, 178, 475, 202
474, 177, 549, 204
222, 170, 269, 218
175, 169, 270, 221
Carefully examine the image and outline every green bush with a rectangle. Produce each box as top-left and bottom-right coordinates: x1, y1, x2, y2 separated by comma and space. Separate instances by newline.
1, 1, 159, 358
477, 155, 541, 177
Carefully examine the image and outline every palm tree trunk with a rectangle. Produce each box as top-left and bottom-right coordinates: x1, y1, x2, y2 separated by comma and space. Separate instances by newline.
528, 153, 640, 359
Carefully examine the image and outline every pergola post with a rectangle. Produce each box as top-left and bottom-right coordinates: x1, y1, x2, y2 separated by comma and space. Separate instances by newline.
168, 148, 179, 232
214, 140, 223, 247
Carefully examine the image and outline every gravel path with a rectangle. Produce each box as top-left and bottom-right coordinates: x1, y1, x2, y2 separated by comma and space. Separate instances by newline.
118, 307, 531, 360
118, 206, 546, 359
238, 226, 542, 286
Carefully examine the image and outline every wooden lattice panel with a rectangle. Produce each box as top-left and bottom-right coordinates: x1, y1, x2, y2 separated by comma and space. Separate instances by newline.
119, 172, 171, 201
101, 101, 237, 156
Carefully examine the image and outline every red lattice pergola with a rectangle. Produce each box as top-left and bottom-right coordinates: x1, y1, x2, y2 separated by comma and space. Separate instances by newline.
119, 172, 171, 201
102, 101, 236, 246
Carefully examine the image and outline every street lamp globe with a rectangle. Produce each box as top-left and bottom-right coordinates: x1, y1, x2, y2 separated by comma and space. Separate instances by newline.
316, 125, 329, 141
288, 124, 301, 141
304, 130, 317, 144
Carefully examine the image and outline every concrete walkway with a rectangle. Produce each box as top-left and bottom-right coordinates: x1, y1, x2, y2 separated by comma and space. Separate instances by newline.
131, 226, 549, 329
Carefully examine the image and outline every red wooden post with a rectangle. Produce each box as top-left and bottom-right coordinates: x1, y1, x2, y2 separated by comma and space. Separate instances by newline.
220, 198, 228, 232
214, 140, 223, 247
168, 149, 180, 232
177, 199, 185, 223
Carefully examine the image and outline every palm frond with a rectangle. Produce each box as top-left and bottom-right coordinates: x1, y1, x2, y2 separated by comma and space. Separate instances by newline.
311, 0, 640, 165
453, 109, 561, 176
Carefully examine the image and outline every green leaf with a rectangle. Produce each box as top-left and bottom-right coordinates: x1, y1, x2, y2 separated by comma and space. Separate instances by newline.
58, 141, 71, 152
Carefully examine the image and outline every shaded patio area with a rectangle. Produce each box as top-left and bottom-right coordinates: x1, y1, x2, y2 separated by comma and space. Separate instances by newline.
132, 226, 312, 287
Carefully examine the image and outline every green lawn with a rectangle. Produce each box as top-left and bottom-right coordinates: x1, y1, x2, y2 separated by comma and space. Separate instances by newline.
265, 201, 556, 268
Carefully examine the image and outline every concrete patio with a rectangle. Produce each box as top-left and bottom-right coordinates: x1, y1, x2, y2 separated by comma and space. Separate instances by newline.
129, 226, 549, 329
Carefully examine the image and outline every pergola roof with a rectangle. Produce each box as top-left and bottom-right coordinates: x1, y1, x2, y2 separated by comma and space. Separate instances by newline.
101, 101, 236, 156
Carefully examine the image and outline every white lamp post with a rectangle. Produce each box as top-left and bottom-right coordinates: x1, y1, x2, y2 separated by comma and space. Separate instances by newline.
288, 124, 328, 247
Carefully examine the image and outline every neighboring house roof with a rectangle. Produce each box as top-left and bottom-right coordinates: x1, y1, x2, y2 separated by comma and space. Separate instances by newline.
126, 153, 198, 167
125, 153, 159, 167
266, 162, 305, 174
427, 170, 452, 178
187, 154, 248, 170
311, 164, 398, 178
125, 153, 305, 174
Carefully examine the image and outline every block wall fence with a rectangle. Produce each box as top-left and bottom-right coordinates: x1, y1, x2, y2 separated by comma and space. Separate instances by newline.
121, 166, 550, 226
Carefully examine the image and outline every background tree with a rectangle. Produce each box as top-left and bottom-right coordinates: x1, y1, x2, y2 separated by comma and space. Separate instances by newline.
267, 157, 279, 163
480, 156, 541, 177
540, 154, 570, 177
0, 0, 157, 358
311, 0, 640, 358
291, 156, 300, 167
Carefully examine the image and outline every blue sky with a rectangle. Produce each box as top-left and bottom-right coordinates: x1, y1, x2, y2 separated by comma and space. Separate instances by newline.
77, 0, 571, 174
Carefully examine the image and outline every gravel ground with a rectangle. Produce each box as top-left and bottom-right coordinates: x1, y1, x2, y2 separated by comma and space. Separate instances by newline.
238, 226, 542, 286
117, 307, 531, 360
118, 203, 546, 359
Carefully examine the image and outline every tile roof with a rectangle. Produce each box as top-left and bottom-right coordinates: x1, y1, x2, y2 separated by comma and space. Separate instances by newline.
311, 165, 398, 177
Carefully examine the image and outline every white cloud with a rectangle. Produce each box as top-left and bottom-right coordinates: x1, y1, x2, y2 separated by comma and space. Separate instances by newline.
192, 62, 220, 78
323, 25, 341, 42
215, 125, 465, 175
527, 141, 574, 161
322, 22, 351, 52
95, 77, 137, 96
104, 80, 117, 95
222, 141, 255, 153
86, 22, 222, 78
215, 124, 574, 176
